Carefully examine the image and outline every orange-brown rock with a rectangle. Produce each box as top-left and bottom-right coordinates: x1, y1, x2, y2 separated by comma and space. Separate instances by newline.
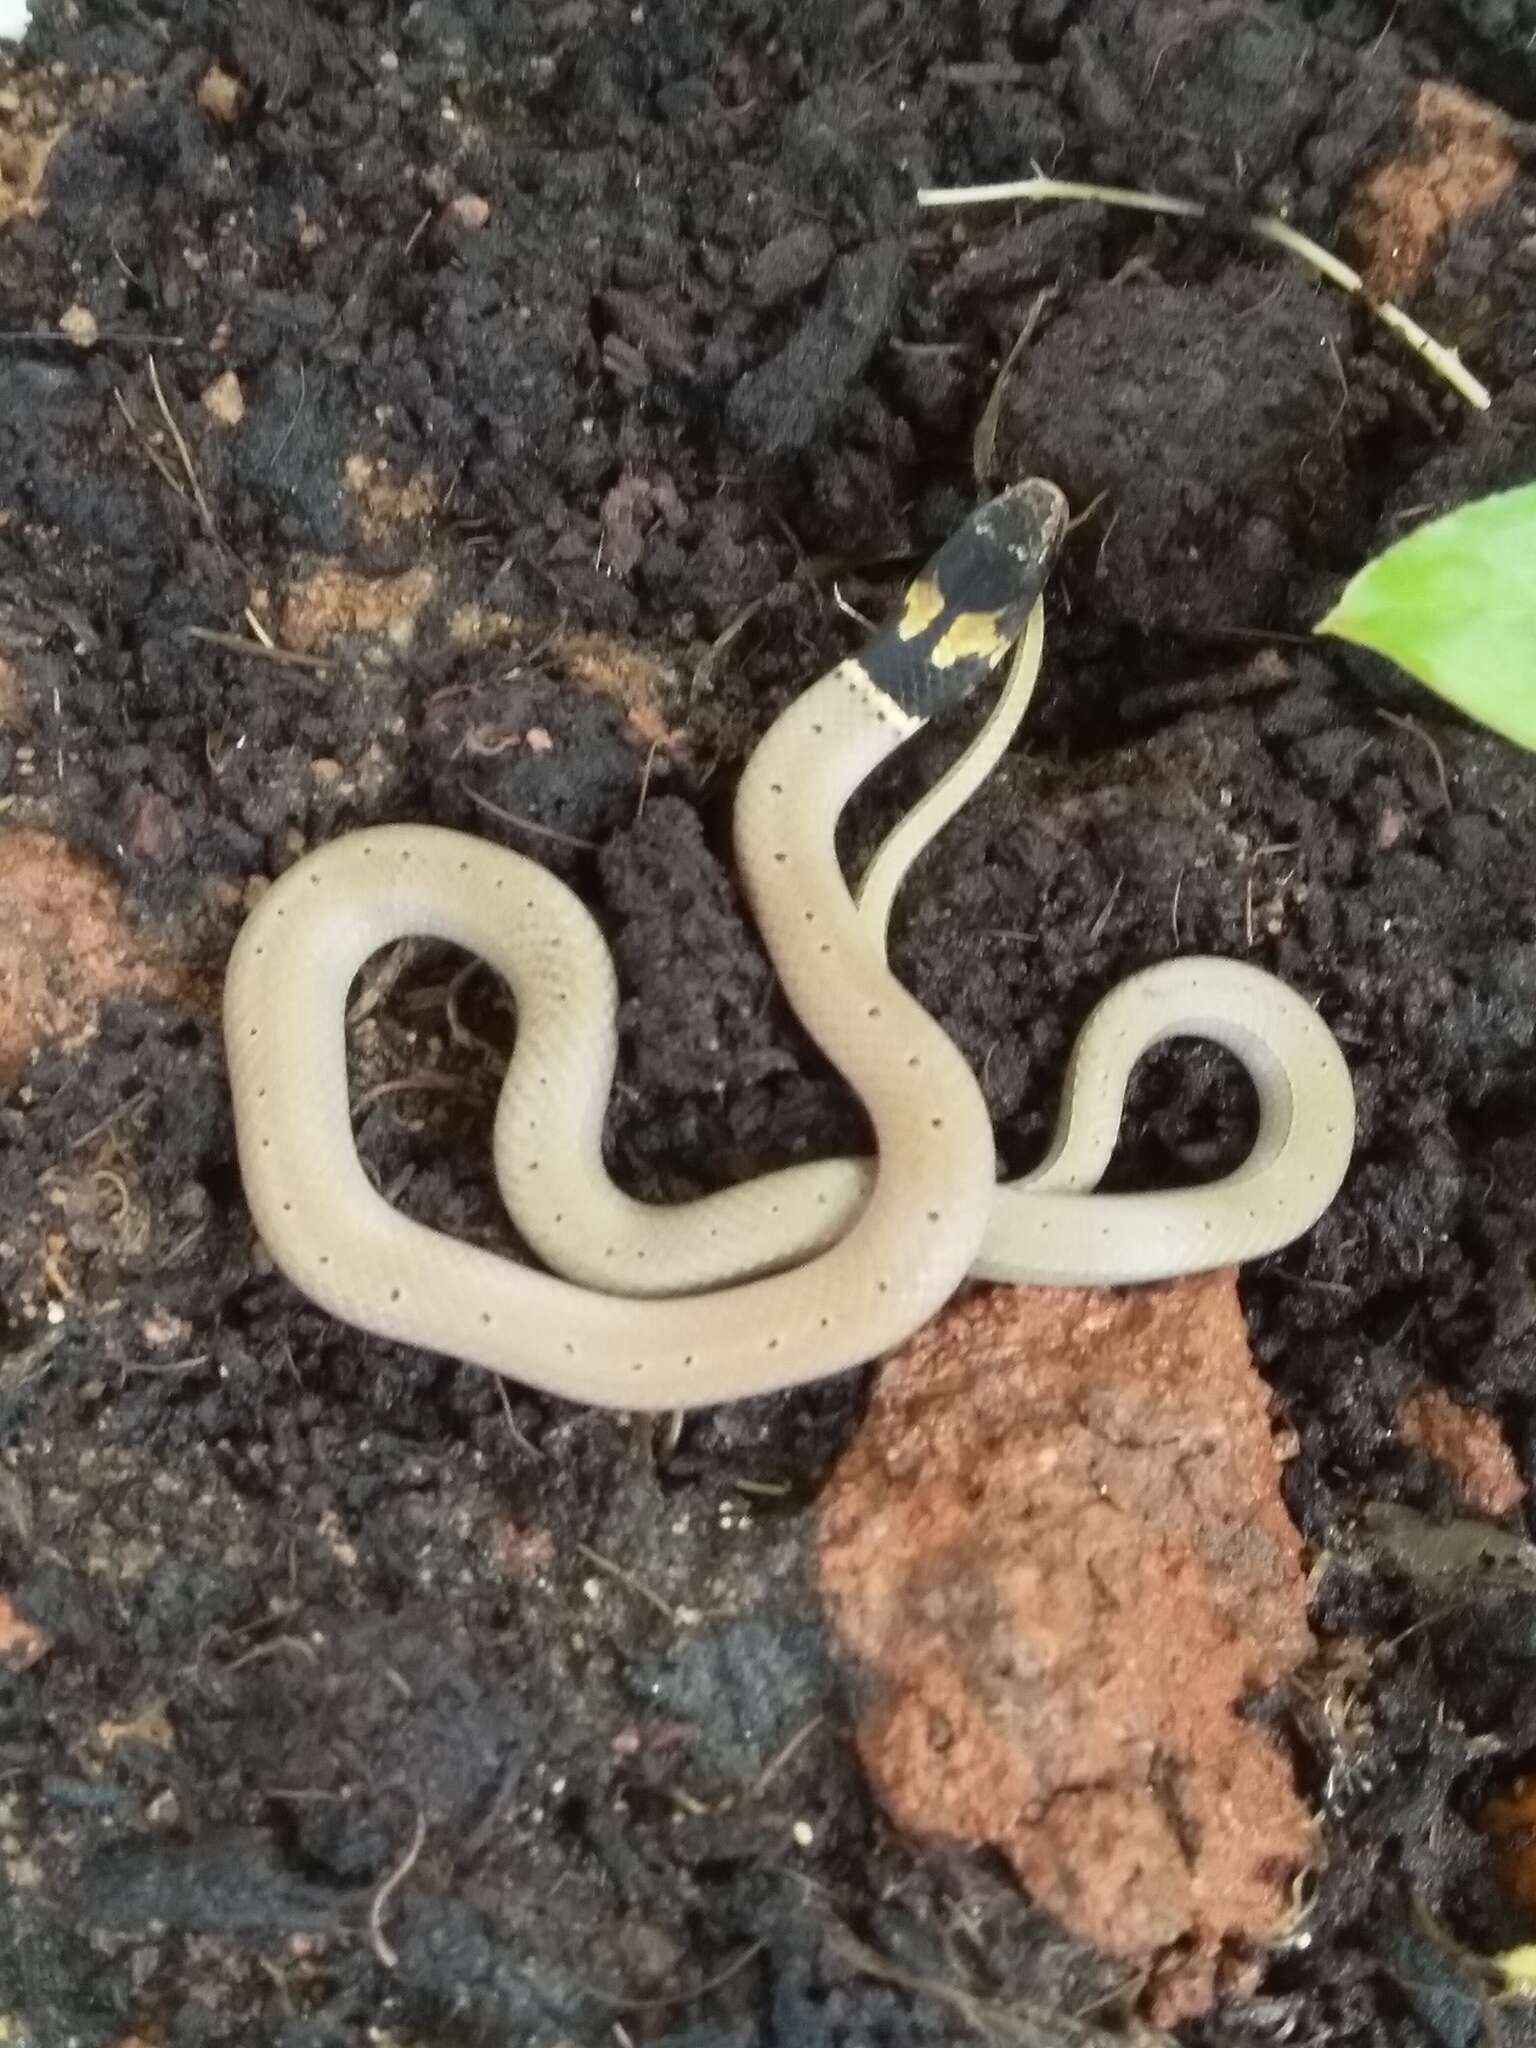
194, 64, 245, 125
0, 72, 130, 228
0, 1595, 50, 1672
0, 86, 63, 226
446, 192, 491, 231
1482, 1773, 1536, 1916
818, 1273, 1314, 2022
199, 369, 245, 427
278, 564, 436, 653
0, 829, 183, 1083
57, 303, 98, 347
1399, 1387, 1524, 1518
557, 630, 680, 748
448, 607, 682, 749
342, 453, 437, 537
1351, 81, 1516, 298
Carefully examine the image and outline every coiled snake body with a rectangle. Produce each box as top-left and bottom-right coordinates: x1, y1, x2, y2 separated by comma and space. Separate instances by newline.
224, 480, 1354, 1411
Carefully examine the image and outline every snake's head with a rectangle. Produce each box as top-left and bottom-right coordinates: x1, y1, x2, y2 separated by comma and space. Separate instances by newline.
862, 478, 1069, 719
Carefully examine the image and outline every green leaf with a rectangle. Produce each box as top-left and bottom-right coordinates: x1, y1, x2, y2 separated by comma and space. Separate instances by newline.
1315, 481, 1536, 750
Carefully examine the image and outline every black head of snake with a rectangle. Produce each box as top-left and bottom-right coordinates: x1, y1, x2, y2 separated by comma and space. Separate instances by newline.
860, 477, 1069, 720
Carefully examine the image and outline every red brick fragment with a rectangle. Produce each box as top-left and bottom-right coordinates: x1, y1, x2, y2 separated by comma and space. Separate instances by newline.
818, 1273, 1314, 2021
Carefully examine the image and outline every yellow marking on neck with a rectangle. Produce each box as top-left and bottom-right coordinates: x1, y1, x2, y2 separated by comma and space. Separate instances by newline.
897, 576, 945, 640
932, 610, 1008, 668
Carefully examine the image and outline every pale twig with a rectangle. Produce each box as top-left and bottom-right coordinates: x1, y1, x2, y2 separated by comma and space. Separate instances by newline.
1253, 214, 1488, 411
119, 1354, 212, 1380
223, 1634, 321, 1673
824, 1921, 1170, 2046
443, 957, 503, 1066
1065, 488, 1110, 535
585, 1939, 767, 2012
463, 784, 599, 850
1086, 872, 1123, 945
0, 327, 186, 347
494, 1376, 542, 1460
369, 1797, 427, 1969
347, 939, 423, 1028
941, 60, 1026, 86
574, 1541, 694, 1625
690, 590, 774, 709
266, 362, 308, 475
185, 625, 333, 673
113, 388, 189, 501
68, 1087, 152, 1150
920, 174, 1204, 218
832, 584, 876, 631
635, 737, 662, 820
917, 175, 1491, 411
1377, 707, 1453, 811
750, 1714, 825, 1799
351, 1071, 489, 1116
973, 287, 1056, 487
148, 352, 224, 540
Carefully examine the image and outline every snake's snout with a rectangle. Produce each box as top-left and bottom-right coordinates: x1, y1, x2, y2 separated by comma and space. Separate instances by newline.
986, 476, 1069, 568
962, 477, 1069, 622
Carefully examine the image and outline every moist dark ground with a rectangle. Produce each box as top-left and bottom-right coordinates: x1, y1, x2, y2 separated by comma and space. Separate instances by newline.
2, 1, 1536, 2044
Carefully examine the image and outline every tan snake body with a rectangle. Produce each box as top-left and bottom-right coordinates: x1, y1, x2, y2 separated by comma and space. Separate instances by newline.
223, 480, 1354, 1410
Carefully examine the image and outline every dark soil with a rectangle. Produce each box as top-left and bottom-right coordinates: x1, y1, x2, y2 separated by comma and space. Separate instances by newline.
2, 1, 1536, 2044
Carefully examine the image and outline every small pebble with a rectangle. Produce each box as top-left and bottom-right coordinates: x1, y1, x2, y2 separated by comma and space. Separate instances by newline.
195, 63, 243, 123
57, 304, 97, 347
200, 370, 245, 427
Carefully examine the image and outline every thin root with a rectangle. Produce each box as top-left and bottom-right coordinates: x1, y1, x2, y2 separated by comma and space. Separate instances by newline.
586, 1939, 767, 2013
1376, 708, 1453, 811
185, 626, 334, 674
369, 1796, 428, 1970
463, 784, 598, 851
574, 1540, 695, 1626
148, 353, 224, 543
973, 287, 1056, 487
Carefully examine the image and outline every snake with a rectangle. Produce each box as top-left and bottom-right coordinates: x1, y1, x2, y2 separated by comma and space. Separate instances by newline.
223, 478, 1355, 1412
